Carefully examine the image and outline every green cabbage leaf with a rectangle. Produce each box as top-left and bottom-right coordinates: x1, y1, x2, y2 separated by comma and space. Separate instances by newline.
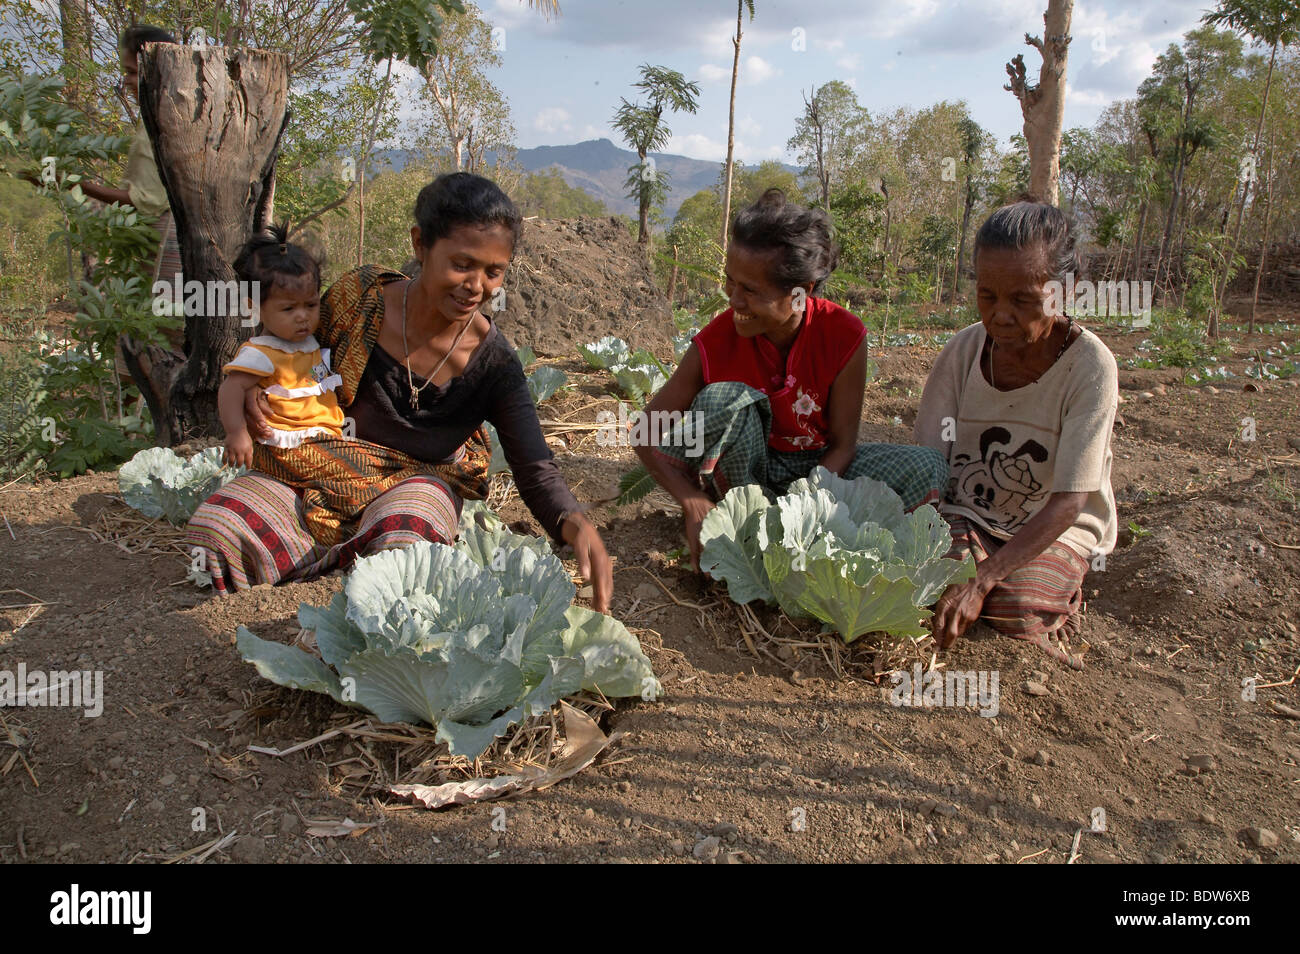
699, 467, 975, 642
237, 504, 660, 758
119, 446, 245, 524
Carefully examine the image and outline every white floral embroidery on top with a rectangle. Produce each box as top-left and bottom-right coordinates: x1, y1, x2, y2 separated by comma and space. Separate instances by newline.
791, 388, 821, 418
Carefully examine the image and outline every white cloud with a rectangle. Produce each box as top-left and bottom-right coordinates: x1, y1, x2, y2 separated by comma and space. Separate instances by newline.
697, 55, 777, 86
1065, 83, 1111, 109
533, 107, 572, 134
1068, 0, 1182, 99
669, 132, 728, 161
667, 130, 784, 164
835, 52, 862, 72
744, 55, 776, 84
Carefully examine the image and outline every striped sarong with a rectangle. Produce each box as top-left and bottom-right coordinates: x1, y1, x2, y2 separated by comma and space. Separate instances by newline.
184, 473, 460, 594
653, 380, 948, 510
943, 515, 1090, 670
250, 432, 490, 547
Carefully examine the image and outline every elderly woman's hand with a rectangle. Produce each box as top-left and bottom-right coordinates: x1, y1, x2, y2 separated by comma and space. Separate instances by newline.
930, 576, 992, 649
562, 512, 613, 613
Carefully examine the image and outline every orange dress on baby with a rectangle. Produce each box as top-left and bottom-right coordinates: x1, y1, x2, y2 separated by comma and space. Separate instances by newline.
222, 334, 345, 448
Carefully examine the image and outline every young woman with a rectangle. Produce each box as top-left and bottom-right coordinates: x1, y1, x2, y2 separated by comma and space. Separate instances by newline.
635, 188, 949, 570
916, 201, 1119, 669
186, 173, 614, 610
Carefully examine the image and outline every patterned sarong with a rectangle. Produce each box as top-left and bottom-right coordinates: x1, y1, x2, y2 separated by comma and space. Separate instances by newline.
652, 380, 948, 510
943, 515, 1090, 670
184, 265, 490, 592
250, 432, 490, 547
186, 474, 460, 594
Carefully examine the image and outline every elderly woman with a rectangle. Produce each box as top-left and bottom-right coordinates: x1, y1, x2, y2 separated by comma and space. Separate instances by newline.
915, 202, 1118, 669
186, 173, 614, 610
636, 188, 949, 570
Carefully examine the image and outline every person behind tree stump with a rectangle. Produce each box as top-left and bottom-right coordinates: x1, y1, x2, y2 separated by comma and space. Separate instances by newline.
79, 25, 185, 350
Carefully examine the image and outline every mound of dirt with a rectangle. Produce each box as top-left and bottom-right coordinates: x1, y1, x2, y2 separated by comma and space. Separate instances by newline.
495, 217, 675, 358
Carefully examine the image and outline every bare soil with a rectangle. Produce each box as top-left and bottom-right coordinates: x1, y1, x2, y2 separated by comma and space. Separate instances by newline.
493, 216, 675, 358
2, 307, 1298, 865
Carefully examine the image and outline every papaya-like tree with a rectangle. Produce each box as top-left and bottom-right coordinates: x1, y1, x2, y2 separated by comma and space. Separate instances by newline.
611, 64, 701, 245
720, 0, 754, 249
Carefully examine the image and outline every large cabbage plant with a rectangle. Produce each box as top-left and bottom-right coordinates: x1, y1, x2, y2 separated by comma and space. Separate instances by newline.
119, 447, 245, 524
699, 467, 975, 642
237, 505, 661, 758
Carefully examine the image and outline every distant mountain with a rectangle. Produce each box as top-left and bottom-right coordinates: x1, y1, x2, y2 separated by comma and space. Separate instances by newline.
378, 139, 800, 223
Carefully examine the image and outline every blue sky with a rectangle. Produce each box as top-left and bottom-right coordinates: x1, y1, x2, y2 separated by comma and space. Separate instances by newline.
391, 0, 1213, 162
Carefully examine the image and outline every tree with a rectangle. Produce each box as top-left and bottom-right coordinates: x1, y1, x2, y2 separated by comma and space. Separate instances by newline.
1004, 0, 1074, 205
610, 63, 700, 244
58, 0, 92, 112
1138, 27, 1241, 308
952, 115, 992, 301
721, 158, 807, 209
720, 0, 754, 249
124, 0, 557, 443
413, 3, 515, 173
787, 80, 868, 208
1202, 0, 1300, 331
516, 168, 608, 217
828, 182, 885, 277
914, 213, 958, 301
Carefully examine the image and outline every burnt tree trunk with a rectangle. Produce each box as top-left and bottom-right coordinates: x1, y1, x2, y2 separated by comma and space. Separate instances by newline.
136, 43, 289, 445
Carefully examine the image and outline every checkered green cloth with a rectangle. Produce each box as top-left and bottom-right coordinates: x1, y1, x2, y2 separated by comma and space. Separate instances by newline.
652, 381, 948, 509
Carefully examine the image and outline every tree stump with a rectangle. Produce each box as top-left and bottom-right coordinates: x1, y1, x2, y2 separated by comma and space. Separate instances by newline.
135, 43, 289, 445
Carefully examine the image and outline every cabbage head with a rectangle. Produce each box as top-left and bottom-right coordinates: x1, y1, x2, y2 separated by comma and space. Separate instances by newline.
237, 510, 660, 758
578, 336, 631, 371
699, 467, 975, 642
119, 447, 245, 524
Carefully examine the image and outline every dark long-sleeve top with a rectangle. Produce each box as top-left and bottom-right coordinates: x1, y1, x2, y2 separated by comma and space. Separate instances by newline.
318, 265, 580, 543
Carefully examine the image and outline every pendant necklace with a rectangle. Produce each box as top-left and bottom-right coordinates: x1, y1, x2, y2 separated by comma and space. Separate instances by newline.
402, 280, 473, 409
991, 316, 1074, 390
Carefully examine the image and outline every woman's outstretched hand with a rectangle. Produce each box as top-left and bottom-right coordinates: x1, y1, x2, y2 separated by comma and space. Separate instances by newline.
562, 512, 613, 613
242, 386, 274, 441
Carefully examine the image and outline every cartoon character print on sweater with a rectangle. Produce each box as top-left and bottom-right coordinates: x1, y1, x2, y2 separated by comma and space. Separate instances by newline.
311, 350, 334, 387
950, 425, 1050, 531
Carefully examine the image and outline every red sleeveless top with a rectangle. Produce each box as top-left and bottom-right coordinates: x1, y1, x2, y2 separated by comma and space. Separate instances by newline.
693, 297, 867, 452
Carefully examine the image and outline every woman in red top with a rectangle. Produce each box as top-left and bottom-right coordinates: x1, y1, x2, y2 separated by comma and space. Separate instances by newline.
635, 189, 948, 570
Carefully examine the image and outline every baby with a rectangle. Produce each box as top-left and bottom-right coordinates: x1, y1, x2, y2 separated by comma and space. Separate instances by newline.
218, 225, 344, 467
